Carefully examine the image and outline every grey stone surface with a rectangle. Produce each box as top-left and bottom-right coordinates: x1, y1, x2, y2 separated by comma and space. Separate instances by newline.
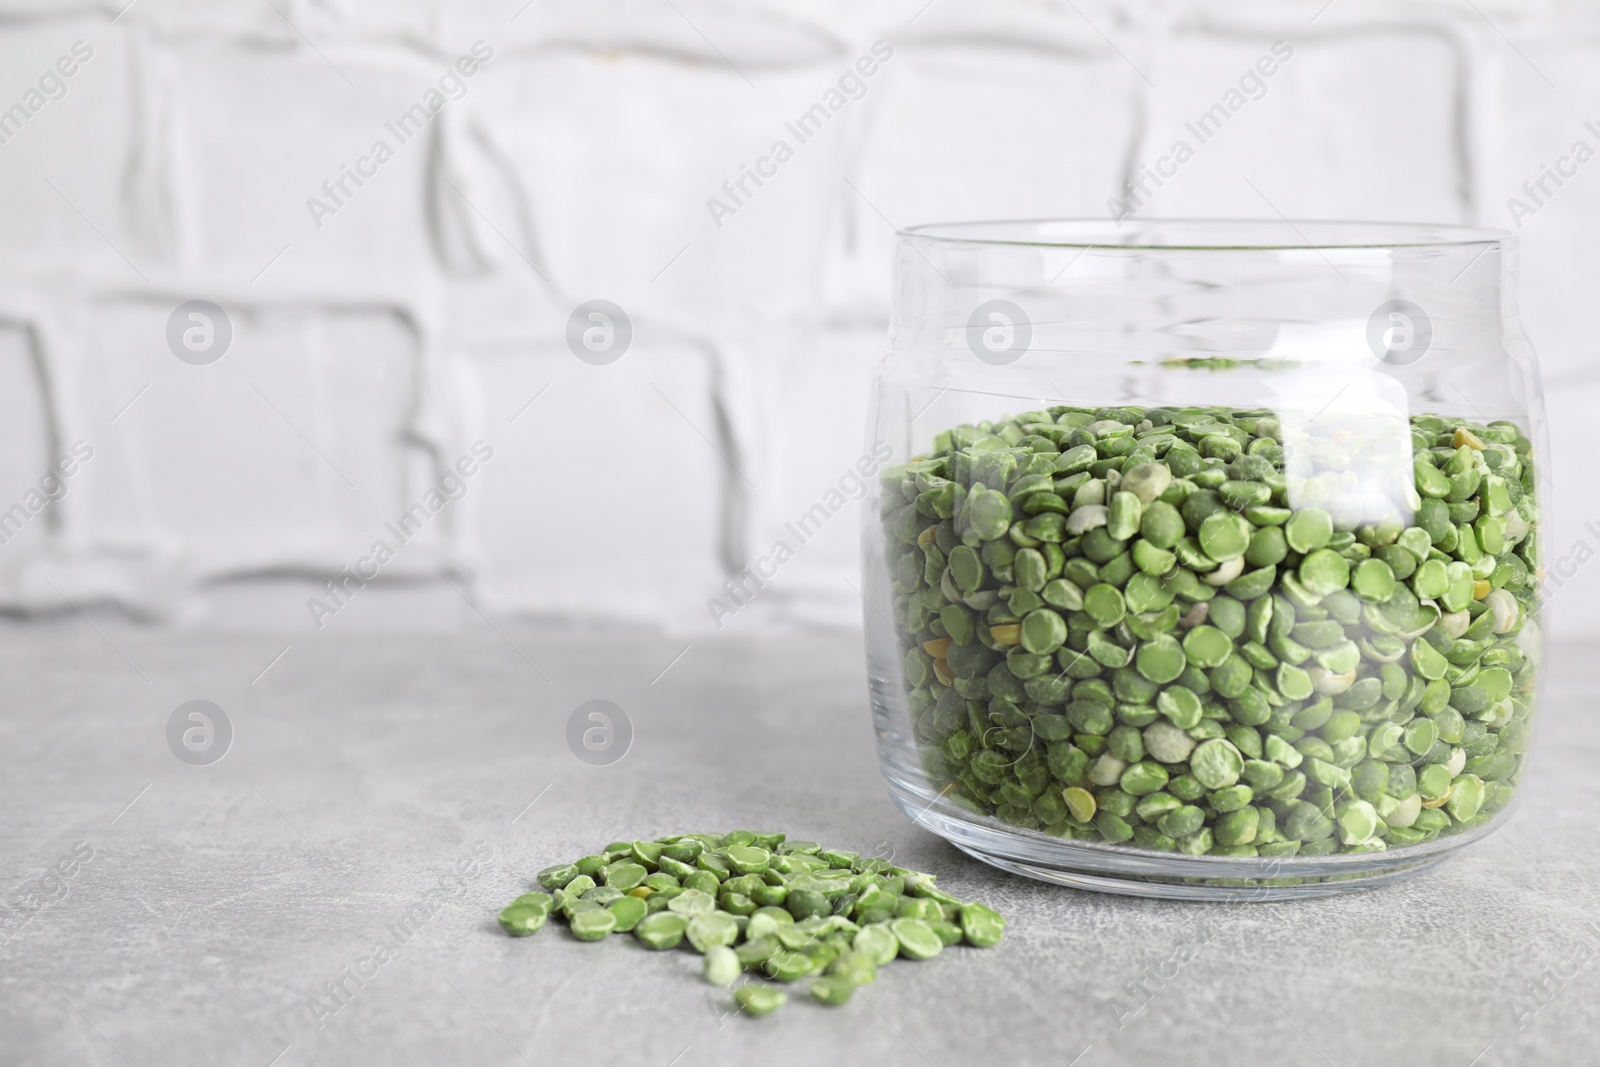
1, 628, 1596, 1067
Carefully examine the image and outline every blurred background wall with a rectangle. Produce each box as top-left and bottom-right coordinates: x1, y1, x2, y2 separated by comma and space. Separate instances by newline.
0, 0, 1594, 637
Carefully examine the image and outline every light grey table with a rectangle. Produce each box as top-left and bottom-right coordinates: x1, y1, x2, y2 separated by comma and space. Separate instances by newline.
1, 629, 1595, 1067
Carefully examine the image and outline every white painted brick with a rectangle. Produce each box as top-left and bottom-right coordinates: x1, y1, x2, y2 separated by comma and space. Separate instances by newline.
110, 1, 287, 35
1134, 26, 1466, 222
437, 0, 845, 66
155, 38, 475, 287
1537, 378, 1599, 641
66, 299, 428, 586
1483, 32, 1600, 638
840, 37, 1143, 313
1485, 34, 1600, 385
443, 41, 857, 329
0, 321, 53, 561
459, 338, 726, 627
0, 24, 140, 277
729, 322, 883, 631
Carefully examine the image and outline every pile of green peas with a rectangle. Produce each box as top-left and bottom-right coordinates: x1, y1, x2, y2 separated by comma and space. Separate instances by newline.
880, 405, 1540, 858
498, 831, 1005, 1017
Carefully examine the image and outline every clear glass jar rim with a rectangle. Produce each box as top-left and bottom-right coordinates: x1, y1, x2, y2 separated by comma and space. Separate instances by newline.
901, 218, 1510, 251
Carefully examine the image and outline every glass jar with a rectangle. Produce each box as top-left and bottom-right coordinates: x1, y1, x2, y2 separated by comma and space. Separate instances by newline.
862, 220, 1544, 899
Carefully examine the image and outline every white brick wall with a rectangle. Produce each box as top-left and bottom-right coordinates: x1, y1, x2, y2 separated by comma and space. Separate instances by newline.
0, 0, 1596, 636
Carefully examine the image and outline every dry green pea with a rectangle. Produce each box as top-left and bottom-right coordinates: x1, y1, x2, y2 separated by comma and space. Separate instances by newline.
890, 918, 944, 960
1337, 799, 1380, 845
1131, 539, 1177, 576
1417, 762, 1453, 800
1158, 804, 1205, 839
895, 896, 942, 922
775, 922, 825, 951
498, 902, 549, 937
1123, 462, 1173, 503
569, 907, 617, 941
1063, 786, 1098, 822
1410, 638, 1448, 681
854, 923, 900, 965
786, 888, 829, 920
643, 871, 682, 892
960, 902, 1006, 947
1182, 625, 1232, 668
1021, 608, 1068, 654
537, 863, 580, 890
1299, 549, 1351, 596
1108, 491, 1143, 540
1198, 511, 1250, 561
1066, 504, 1110, 536
1190, 738, 1244, 789
719, 890, 757, 917
948, 545, 985, 592
1381, 792, 1423, 828
1042, 577, 1084, 610
725, 845, 772, 875
1404, 718, 1438, 756
745, 912, 782, 942
580, 885, 625, 906
658, 855, 697, 881
1448, 773, 1487, 820
607, 895, 648, 933
704, 945, 741, 987
687, 911, 741, 952
1095, 809, 1134, 842
1322, 709, 1362, 744
1120, 761, 1170, 796
736, 936, 779, 968
1265, 733, 1303, 768
751, 883, 788, 908
1083, 584, 1126, 627
764, 949, 818, 982
735, 984, 787, 1017
603, 862, 649, 891
1213, 805, 1259, 846
1143, 720, 1197, 764
1351, 558, 1396, 601
1136, 634, 1187, 683
645, 887, 683, 913
1209, 784, 1254, 812
1141, 501, 1187, 548
697, 852, 732, 879
1014, 548, 1048, 592
682, 870, 721, 896
1242, 759, 1285, 791
1156, 685, 1204, 729
1285, 507, 1333, 553
1413, 558, 1449, 598
810, 975, 856, 1006
829, 951, 878, 987
1177, 826, 1216, 856
634, 911, 689, 950
1306, 757, 1351, 791
1245, 525, 1288, 567
1351, 759, 1389, 801
668, 888, 718, 917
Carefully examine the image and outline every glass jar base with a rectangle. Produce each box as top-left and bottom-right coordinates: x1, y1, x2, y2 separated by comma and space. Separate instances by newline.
946, 839, 1448, 901
885, 776, 1471, 901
